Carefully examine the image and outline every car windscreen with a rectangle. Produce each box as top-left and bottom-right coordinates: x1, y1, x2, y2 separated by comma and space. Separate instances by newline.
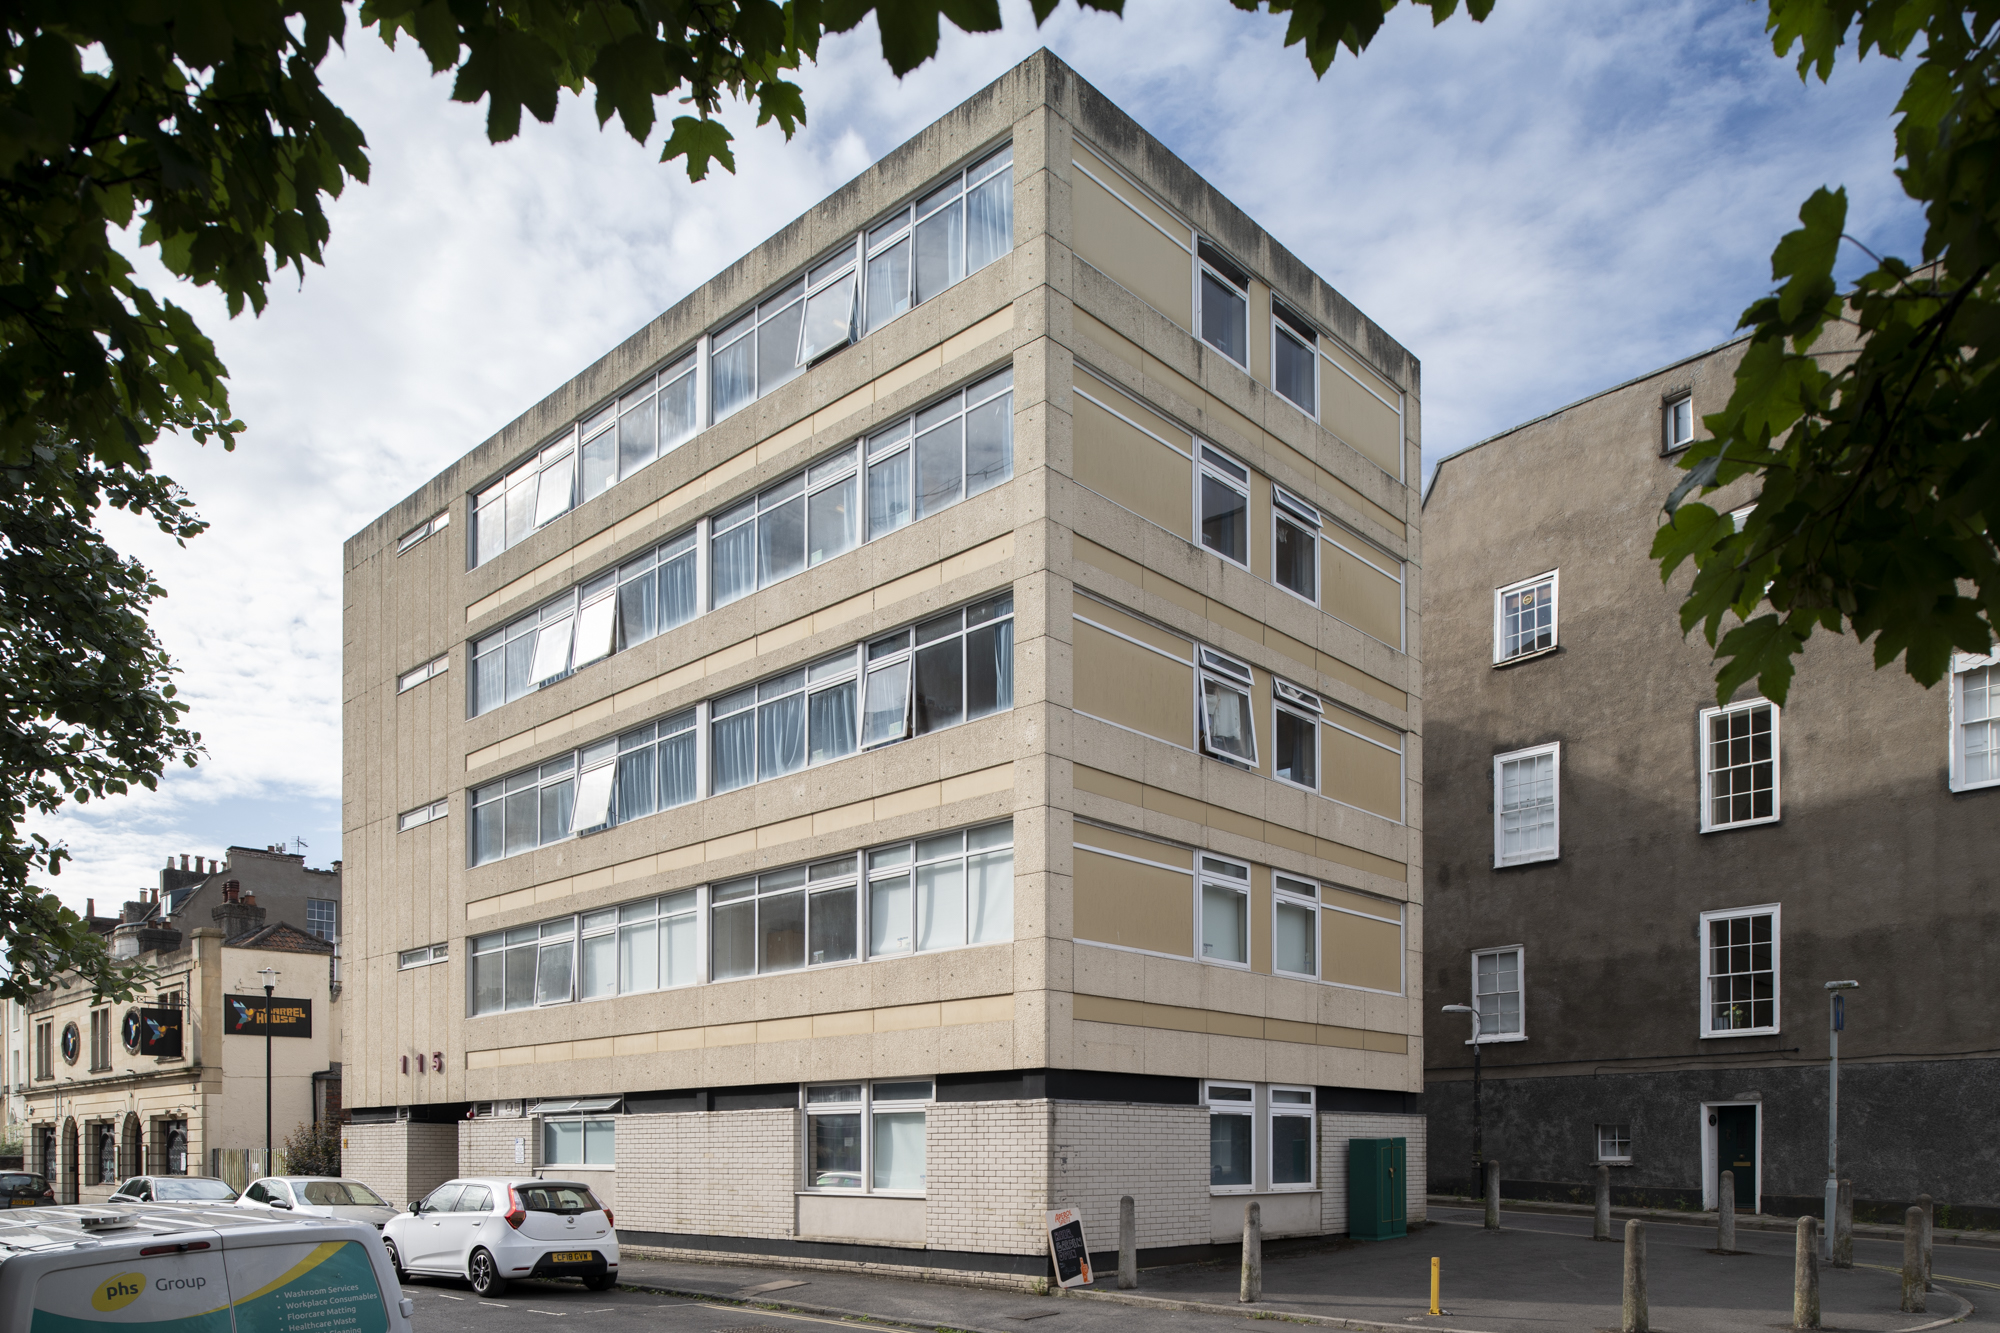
516, 1183, 600, 1215
302, 1181, 388, 1206
155, 1178, 238, 1200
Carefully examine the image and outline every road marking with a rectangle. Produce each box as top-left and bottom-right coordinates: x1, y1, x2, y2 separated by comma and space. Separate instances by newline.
697, 1302, 869, 1329
527, 1309, 568, 1316
438, 1294, 465, 1301
1854, 1261, 2000, 1293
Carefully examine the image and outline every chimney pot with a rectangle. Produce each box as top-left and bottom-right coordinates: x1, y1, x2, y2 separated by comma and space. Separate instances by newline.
179, 855, 189, 871
87, 898, 94, 919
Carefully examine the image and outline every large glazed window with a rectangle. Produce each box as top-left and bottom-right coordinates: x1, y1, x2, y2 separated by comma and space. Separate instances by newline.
1198, 447, 1249, 565
1700, 699, 1779, 831
1700, 906, 1778, 1037
1272, 875, 1318, 980
858, 593, 1015, 746
1493, 743, 1559, 866
1205, 1082, 1254, 1191
1950, 652, 1999, 791
864, 145, 1013, 337
866, 821, 1014, 957
865, 367, 1014, 542
1272, 303, 1318, 414
469, 755, 575, 865
1198, 856, 1249, 965
711, 449, 860, 608
1471, 945, 1523, 1040
1197, 648, 1257, 766
471, 891, 695, 1014
711, 857, 859, 980
1198, 241, 1250, 366
1269, 1087, 1315, 1189
712, 279, 807, 422
804, 1080, 932, 1194
1272, 489, 1319, 603
471, 357, 696, 567
710, 650, 859, 794
1272, 680, 1321, 792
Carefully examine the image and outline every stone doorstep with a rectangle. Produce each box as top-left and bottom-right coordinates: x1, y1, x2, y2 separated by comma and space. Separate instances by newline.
1426, 1194, 2000, 1249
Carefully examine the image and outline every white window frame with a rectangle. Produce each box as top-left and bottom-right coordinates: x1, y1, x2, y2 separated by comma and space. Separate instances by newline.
1197, 647, 1258, 767
397, 509, 450, 554
1699, 904, 1781, 1038
1204, 1081, 1256, 1194
1270, 303, 1319, 419
397, 943, 448, 970
1196, 855, 1251, 969
1267, 1085, 1317, 1191
1470, 945, 1525, 1044
1195, 240, 1251, 368
540, 1112, 617, 1167
1492, 742, 1560, 867
1665, 394, 1694, 452
1596, 1123, 1632, 1164
1270, 875, 1319, 982
1271, 680, 1321, 795
1493, 570, 1559, 663
1196, 446, 1252, 569
801, 1079, 933, 1196
1699, 699, 1782, 832
398, 655, 449, 693
1271, 488, 1320, 606
1948, 650, 2000, 792
398, 799, 448, 832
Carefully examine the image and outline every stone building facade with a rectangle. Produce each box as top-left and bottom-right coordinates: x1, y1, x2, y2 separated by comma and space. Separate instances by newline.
343, 51, 1425, 1282
1421, 335, 2000, 1224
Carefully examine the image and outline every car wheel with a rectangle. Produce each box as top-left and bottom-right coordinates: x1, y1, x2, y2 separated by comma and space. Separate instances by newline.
383, 1239, 406, 1281
583, 1274, 616, 1292
468, 1248, 508, 1298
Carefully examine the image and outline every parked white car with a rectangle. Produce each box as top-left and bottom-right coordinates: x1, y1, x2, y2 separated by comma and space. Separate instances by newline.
381, 1177, 618, 1296
239, 1176, 399, 1229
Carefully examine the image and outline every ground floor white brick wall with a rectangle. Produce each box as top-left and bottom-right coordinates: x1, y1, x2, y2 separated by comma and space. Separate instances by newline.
351, 1099, 1425, 1282
341, 1121, 456, 1210
1320, 1111, 1428, 1233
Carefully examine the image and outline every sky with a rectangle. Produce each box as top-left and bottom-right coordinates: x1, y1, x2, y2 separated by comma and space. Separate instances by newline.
36, 0, 1924, 915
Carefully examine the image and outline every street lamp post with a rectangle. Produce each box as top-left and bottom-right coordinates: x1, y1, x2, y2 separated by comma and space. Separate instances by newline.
258, 968, 280, 1174
1443, 1003, 1482, 1195
1823, 979, 1859, 1260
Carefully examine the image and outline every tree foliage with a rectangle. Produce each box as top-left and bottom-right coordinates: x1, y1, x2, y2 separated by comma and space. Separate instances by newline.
0, 0, 1491, 994
1656, 1, 2000, 704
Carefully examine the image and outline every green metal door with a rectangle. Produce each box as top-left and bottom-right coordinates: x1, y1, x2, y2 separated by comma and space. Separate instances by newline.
1716, 1105, 1756, 1211
1346, 1137, 1408, 1240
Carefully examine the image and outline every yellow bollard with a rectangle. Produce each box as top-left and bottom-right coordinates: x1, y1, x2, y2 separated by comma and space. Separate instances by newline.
1430, 1256, 1441, 1316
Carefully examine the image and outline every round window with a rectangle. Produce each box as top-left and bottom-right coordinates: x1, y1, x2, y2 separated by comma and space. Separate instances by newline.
59, 1022, 80, 1065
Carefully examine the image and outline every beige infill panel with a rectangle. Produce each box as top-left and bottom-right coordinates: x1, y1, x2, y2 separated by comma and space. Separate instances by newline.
1072, 390, 1193, 540
1072, 844, 1195, 957
1325, 537, 1404, 649
1321, 342, 1403, 478
1074, 618, 1194, 746
1323, 899, 1403, 995
1070, 146, 1195, 329
1324, 718, 1403, 823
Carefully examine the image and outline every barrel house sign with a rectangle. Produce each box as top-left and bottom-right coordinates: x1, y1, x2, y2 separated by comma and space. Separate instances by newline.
224, 996, 312, 1038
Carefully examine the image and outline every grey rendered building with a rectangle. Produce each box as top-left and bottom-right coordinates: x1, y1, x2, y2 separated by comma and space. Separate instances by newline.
1421, 336, 2000, 1223
343, 51, 1429, 1282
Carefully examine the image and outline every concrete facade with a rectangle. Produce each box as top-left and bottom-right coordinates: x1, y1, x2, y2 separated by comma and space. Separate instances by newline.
344, 50, 1425, 1282
1420, 336, 2000, 1225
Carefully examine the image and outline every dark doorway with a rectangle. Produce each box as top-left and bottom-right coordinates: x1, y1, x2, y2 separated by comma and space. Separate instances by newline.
1716, 1104, 1757, 1211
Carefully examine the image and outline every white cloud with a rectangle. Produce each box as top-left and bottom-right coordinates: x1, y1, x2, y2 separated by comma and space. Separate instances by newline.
32, 0, 1918, 909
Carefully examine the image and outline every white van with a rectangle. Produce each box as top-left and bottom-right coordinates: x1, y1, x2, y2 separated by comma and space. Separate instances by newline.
0, 1201, 412, 1332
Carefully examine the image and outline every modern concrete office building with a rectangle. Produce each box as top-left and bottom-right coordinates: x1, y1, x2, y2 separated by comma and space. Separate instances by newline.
344, 51, 1425, 1282
1421, 337, 2000, 1222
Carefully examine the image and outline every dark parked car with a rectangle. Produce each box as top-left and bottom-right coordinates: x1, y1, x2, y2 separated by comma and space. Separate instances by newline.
0, 1173, 54, 1208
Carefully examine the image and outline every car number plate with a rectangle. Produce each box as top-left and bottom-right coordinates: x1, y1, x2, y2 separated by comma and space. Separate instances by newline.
552, 1251, 595, 1263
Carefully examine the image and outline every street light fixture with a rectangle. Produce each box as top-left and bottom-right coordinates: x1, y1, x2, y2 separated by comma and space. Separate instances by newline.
1823, 979, 1859, 1260
257, 967, 280, 1175
1442, 1003, 1483, 1195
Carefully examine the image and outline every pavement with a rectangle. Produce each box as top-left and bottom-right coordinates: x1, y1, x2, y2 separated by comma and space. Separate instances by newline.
399, 1203, 1993, 1333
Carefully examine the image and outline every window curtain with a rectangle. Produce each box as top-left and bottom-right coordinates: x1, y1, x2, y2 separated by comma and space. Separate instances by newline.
872, 1111, 925, 1190
809, 682, 858, 765
967, 849, 1013, 944
712, 710, 756, 793
965, 171, 1013, 273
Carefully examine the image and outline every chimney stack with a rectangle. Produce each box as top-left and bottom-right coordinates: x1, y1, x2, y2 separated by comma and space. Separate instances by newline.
211, 886, 266, 941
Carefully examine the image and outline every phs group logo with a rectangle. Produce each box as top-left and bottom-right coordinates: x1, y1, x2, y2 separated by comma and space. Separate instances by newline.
90, 1273, 146, 1313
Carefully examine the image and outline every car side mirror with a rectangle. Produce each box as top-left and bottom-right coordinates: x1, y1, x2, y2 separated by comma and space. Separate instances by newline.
409, 1202, 422, 1214
272, 1198, 293, 1210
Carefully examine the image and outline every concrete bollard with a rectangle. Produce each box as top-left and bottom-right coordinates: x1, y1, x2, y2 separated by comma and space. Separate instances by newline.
1484, 1161, 1501, 1231
1595, 1164, 1611, 1241
1832, 1179, 1854, 1268
1118, 1195, 1137, 1289
1795, 1215, 1821, 1329
1239, 1201, 1262, 1303
1719, 1171, 1736, 1252
1621, 1219, 1648, 1333
1917, 1194, 1934, 1288
1901, 1207, 1927, 1312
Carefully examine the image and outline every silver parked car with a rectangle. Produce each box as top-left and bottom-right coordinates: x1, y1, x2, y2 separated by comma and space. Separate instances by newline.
239, 1176, 399, 1229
